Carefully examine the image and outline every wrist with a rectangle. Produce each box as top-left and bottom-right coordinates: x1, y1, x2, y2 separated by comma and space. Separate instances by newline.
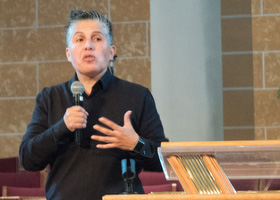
133, 137, 145, 153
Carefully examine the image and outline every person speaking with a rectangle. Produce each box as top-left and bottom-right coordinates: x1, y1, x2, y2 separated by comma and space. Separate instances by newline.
19, 10, 168, 200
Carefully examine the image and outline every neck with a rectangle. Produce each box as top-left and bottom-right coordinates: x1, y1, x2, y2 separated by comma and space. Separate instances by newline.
77, 70, 106, 95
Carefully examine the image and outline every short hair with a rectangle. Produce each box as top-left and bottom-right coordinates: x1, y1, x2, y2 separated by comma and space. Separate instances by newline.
66, 10, 113, 47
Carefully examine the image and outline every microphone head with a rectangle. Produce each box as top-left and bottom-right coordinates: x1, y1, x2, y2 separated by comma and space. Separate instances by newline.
71, 81, 84, 95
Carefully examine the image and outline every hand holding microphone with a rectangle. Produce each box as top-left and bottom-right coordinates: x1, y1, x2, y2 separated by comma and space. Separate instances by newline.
63, 81, 88, 145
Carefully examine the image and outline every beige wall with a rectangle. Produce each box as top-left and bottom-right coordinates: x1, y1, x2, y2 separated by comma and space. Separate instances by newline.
222, 0, 280, 140
1, 0, 280, 158
0, 0, 151, 158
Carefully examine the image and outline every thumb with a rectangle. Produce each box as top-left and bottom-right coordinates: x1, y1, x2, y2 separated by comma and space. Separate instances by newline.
124, 110, 132, 127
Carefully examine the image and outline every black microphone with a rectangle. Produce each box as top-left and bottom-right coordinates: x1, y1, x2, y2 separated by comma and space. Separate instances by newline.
121, 158, 137, 194
70, 81, 85, 145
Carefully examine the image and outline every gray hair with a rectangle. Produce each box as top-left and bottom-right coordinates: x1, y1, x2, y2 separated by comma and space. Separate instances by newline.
66, 10, 113, 47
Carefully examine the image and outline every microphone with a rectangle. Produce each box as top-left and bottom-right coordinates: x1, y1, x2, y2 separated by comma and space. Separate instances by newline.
121, 158, 137, 194
70, 81, 85, 145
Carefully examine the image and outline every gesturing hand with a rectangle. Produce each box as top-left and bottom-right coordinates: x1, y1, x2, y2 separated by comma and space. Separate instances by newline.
91, 110, 139, 151
63, 105, 88, 132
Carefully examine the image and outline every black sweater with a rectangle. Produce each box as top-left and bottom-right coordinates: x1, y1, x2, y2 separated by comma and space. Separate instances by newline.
19, 70, 168, 200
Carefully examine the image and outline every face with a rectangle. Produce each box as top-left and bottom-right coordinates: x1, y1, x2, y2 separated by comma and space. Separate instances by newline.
66, 20, 116, 80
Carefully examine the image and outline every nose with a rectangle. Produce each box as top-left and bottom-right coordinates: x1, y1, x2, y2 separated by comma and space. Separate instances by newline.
84, 39, 94, 50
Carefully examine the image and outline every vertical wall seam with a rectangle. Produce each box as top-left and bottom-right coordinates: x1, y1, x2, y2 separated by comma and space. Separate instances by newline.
36, 0, 38, 28
262, 52, 265, 89
108, 0, 111, 20
36, 62, 39, 94
146, 21, 149, 57
260, 0, 263, 16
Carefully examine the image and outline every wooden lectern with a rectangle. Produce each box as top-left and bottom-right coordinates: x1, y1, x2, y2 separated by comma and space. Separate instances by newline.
103, 140, 280, 200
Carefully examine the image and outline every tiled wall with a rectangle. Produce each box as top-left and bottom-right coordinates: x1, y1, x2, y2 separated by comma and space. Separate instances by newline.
0, 0, 151, 158
222, 0, 280, 140
2, 0, 279, 158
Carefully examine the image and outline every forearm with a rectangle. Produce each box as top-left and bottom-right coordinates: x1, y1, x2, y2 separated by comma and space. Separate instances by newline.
19, 119, 69, 171
130, 89, 168, 171
130, 136, 167, 172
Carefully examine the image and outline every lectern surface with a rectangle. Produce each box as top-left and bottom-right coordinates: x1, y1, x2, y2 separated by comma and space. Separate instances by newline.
158, 140, 280, 180
104, 141, 280, 199
103, 193, 280, 200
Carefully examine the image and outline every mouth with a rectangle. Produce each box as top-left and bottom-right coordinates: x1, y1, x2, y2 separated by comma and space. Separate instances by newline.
83, 54, 96, 62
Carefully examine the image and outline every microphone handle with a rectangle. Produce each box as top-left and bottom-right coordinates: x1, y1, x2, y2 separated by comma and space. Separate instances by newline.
73, 94, 84, 145
73, 94, 82, 106
75, 129, 83, 145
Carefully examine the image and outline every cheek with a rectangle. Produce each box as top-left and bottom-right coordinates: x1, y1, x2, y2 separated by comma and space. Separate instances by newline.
95, 49, 109, 62
71, 48, 81, 60
102, 48, 112, 60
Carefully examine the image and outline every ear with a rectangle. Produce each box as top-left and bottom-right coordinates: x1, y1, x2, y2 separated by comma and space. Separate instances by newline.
109, 45, 116, 60
66, 47, 71, 62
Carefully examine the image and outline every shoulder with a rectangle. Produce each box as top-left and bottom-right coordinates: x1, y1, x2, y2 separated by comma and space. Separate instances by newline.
112, 76, 150, 95
37, 80, 71, 101
108, 77, 156, 108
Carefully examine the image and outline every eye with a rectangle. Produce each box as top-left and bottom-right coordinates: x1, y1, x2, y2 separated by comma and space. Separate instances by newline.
92, 36, 102, 42
76, 37, 84, 42
73, 35, 84, 43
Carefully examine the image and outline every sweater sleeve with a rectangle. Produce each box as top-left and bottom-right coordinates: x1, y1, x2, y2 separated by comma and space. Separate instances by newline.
130, 89, 168, 172
19, 88, 71, 171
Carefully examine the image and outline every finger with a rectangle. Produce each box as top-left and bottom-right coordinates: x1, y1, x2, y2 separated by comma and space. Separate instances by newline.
96, 143, 117, 149
81, 108, 89, 116
64, 116, 86, 131
72, 122, 87, 129
68, 112, 87, 122
66, 121, 86, 132
93, 124, 115, 136
123, 110, 132, 127
98, 117, 120, 131
71, 106, 89, 116
70, 113, 88, 120
91, 135, 113, 143
78, 109, 89, 117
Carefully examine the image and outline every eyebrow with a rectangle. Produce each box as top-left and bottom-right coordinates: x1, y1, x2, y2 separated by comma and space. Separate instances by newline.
73, 31, 105, 37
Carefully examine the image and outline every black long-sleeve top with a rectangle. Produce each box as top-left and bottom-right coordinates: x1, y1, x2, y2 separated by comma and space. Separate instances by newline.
19, 69, 168, 200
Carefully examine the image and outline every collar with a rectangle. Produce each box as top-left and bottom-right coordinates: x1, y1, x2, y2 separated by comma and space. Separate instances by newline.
69, 69, 113, 96
98, 68, 113, 90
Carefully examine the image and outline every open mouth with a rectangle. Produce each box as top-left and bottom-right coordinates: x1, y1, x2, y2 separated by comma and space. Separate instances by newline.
83, 54, 95, 62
